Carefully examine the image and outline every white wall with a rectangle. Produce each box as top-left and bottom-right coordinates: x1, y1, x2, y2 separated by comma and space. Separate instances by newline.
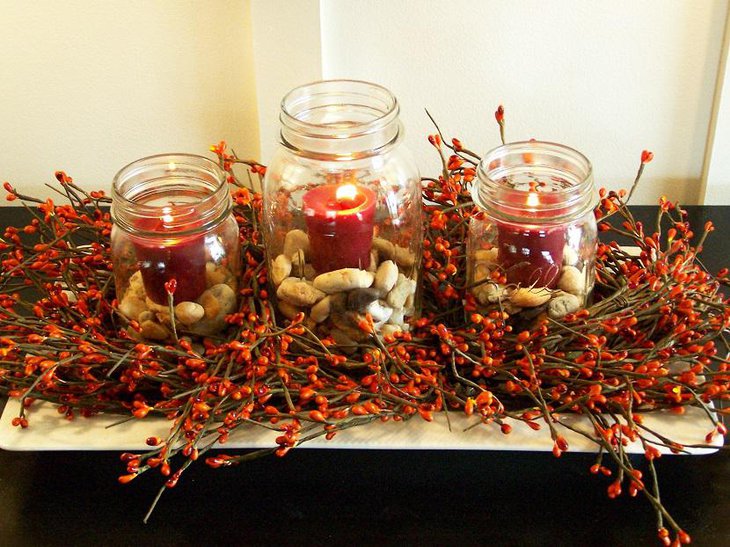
316, 0, 728, 205
0, 0, 259, 198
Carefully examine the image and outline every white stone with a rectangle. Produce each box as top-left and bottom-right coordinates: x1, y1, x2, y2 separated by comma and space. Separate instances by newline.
365, 300, 393, 323
510, 287, 552, 307
366, 250, 379, 273
277, 300, 303, 320
473, 263, 491, 284
374, 260, 399, 294
381, 324, 402, 338
282, 229, 310, 258
372, 237, 415, 269
190, 283, 238, 335
205, 262, 231, 287
119, 294, 147, 321
474, 283, 505, 306
313, 268, 374, 293
388, 307, 405, 326
557, 265, 586, 295
277, 277, 326, 307
474, 248, 499, 266
310, 296, 332, 323
174, 301, 205, 325
290, 250, 306, 277
548, 292, 582, 319
386, 273, 417, 309
140, 320, 170, 341
271, 254, 292, 286
562, 246, 580, 267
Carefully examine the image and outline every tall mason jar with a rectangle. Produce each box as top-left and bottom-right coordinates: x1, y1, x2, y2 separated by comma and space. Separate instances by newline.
262, 80, 422, 343
467, 141, 598, 319
111, 154, 240, 340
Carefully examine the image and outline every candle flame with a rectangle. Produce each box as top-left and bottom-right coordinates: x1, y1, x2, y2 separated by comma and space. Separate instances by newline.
526, 191, 540, 208
161, 206, 174, 224
167, 162, 177, 172
336, 183, 358, 203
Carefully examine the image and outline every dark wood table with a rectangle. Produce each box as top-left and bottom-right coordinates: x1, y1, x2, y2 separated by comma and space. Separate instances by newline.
0, 206, 728, 547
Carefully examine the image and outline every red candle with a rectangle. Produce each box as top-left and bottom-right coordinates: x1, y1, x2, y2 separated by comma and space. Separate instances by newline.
131, 206, 207, 304
497, 190, 565, 288
303, 183, 376, 273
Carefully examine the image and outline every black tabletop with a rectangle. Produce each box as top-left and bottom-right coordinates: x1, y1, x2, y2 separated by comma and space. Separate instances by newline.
0, 206, 728, 547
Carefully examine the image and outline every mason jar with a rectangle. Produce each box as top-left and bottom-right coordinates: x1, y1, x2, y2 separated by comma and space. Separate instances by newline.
467, 141, 598, 319
111, 154, 240, 339
262, 80, 422, 343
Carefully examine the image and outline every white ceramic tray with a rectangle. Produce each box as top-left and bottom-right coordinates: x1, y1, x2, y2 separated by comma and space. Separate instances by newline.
0, 399, 722, 454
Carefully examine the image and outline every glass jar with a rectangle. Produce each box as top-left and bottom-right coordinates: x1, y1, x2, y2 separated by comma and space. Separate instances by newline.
467, 141, 598, 319
262, 80, 422, 342
111, 154, 240, 339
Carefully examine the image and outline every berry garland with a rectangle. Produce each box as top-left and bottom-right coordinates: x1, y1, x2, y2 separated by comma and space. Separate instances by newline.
0, 110, 728, 545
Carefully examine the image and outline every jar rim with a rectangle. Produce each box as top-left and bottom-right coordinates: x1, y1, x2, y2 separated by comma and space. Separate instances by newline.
280, 79, 400, 142
112, 153, 226, 209
472, 140, 596, 223
111, 153, 230, 236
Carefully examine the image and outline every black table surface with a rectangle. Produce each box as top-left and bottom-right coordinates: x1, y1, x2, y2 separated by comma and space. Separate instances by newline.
0, 206, 728, 547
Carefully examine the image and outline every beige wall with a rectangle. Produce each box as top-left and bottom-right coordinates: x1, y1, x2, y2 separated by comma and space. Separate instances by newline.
0, 0, 260, 198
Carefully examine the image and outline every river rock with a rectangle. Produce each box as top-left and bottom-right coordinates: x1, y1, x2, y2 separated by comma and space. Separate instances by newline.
271, 254, 292, 286
364, 300, 393, 323
140, 320, 171, 341
313, 268, 374, 293
205, 262, 232, 287
386, 274, 416, 309
119, 294, 147, 321
310, 296, 332, 323
277, 277, 326, 307
174, 301, 205, 325
283, 229, 310, 258
374, 260, 398, 294
474, 283, 504, 305
474, 248, 499, 266
557, 265, 585, 295
548, 292, 582, 319
562, 246, 580, 267
381, 324, 402, 338
277, 300, 303, 320
347, 288, 381, 311
510, 287, 552, 307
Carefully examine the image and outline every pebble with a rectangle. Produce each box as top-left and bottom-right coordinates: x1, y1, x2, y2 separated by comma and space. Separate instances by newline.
510, 287, 552, 307
381, 324, 402, 338
127, 271, 145, 300
190, 283, 238, 335
119, 295, 147, 321
205, 262, 231, 287
271, 254, 292, 286
138, 310, 155, 323
474, 283, 504, 305
310, 296, 332, 323
365, 300, 393, 323
140, 320, 171, 341
290, 250, 306, 277
473, 263, 491, 284
557, 265, 585, 295
374, 260, 399, 294
548, 292, 582, 319
372, 237, 416, 269
366, 250, 379, 273
277, 300, 303, 320
562, 246, 579, 267
174, 301, 205, 325
474, 248, 499, 266
313, 268, 374, 293
386, 274, 416, 309
283, 229, 310, 258
277, 277, 326, 307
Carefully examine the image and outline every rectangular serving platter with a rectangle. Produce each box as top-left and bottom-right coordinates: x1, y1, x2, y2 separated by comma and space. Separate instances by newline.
0, 398, 722, 454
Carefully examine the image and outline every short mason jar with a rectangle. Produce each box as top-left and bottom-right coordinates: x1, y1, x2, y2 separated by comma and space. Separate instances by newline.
262, 80, 422, 342
467, 141, 598, 319
111, 154, 240, 339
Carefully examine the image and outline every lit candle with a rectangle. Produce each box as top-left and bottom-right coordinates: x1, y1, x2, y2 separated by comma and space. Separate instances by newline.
302, 182, 376, 273
131, 203, 208, 304
497, 189, 565, 288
